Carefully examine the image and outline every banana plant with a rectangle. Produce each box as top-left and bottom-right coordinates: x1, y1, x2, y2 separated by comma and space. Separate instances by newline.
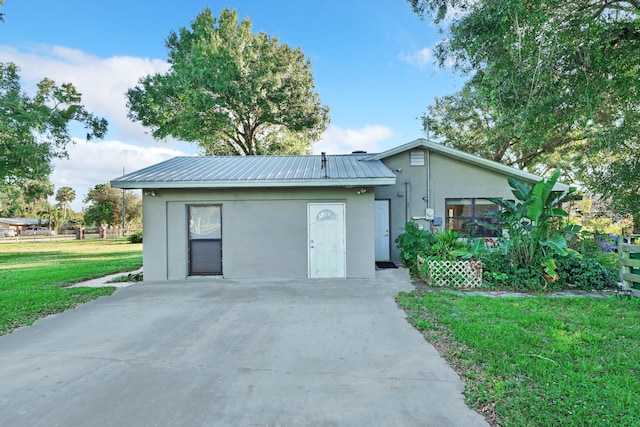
489, 170, 575, 265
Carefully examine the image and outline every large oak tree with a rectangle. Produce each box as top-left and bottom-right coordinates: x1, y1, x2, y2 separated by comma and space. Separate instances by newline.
127, 8, 330, 156
409, 0, 640, 231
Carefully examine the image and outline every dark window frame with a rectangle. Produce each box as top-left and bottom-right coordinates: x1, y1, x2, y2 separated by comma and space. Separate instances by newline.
445, 198, 500, 237
187, 204, 223, 276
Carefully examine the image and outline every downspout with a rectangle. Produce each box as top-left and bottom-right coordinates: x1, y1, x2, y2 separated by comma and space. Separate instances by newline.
426, 150, 431, 210
427, 150, 432, 231
405, 180, 411, 224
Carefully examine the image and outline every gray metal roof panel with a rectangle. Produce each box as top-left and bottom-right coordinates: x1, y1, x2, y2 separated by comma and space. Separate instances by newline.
111, 155, 396, 189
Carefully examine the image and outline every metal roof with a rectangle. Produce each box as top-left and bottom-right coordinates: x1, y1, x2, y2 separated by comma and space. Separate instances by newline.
111, 154, 396, 189
0, 218, 41, 226
366, 138, 570, 191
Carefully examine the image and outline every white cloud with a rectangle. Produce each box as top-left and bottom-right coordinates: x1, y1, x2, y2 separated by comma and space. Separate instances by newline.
313, 125, 394, 154
50, 138, 191, 211
1, 45, 399, 208
0, 44, 170, 145
398, 47, 433, 70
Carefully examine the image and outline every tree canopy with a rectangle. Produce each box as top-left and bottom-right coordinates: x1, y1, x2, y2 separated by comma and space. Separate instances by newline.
55, 186, 76, 218
127, 7, 330, 156
0, 62, 108, 186
409, 0, 640, 230
0, 179, 52, 218
83, 183, 141, 227
38, 203, 62, 231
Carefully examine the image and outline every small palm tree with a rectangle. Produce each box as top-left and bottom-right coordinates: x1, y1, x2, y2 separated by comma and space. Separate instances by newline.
37, 204, 62, 232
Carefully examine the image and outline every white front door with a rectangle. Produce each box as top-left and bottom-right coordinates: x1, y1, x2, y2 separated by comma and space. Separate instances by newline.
308, 203, 346, 278
375, 200, 390, 261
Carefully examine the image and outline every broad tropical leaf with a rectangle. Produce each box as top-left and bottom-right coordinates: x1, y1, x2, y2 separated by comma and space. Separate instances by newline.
540, 235, 569, 257
508, 177, 531, 202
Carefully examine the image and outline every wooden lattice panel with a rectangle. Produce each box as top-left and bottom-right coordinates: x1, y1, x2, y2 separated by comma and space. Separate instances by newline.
417, 257, 482, 288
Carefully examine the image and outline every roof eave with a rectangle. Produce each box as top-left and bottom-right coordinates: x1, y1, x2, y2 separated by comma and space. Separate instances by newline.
367, 138, 570, 191
110, 177, 396, 190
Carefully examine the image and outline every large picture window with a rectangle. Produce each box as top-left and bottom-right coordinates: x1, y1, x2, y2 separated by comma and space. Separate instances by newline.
445, 198, 500, 237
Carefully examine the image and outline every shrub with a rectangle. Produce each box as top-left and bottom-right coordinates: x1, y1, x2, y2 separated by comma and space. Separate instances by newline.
395, 222, 434, 269
425, 229, 469, 261
556, 255, 618, 291
571, 231, 609, 258
128, 230, 143, 244
593, 252, 620, 276
480, 251, 558, 291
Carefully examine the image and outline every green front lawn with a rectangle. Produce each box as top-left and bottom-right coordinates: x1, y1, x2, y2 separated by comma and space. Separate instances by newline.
397, 291, 640, 426
0, 239, 142, 335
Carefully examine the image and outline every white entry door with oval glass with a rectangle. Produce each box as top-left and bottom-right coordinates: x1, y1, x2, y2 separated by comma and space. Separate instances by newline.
308, 203, 346, 278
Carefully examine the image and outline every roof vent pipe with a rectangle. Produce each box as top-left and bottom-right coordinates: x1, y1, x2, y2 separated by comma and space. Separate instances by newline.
321, 152, 328, 178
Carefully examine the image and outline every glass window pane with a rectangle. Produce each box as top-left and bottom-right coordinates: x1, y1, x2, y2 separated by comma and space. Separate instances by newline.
445, 198, 500, 237
475, 199, 498, 217
316, 209, 337, 221
189, 206, 221, 239
446, 199, 472, 217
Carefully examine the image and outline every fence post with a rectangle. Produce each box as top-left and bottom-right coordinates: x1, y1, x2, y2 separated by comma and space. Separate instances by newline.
619, 235, 640, 296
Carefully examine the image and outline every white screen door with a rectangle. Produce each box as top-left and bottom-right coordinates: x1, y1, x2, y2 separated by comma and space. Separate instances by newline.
308, 203, 346, 278
188, 205, 222, 276
374, 200, 390, 261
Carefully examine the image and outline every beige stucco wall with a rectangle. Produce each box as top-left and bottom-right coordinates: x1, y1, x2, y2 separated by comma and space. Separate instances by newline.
377, 148, 520, 263
142, 187, 375, 281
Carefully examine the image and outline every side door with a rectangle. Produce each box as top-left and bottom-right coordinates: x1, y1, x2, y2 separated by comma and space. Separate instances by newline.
188, 205, 222, 276
308, 203, 346, 278
374, 200, 390, 261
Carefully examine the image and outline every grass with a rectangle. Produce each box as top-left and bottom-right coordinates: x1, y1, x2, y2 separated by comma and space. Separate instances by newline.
107, 272, 143, 283
396, 291, 640, 427
0, 239, 142, 335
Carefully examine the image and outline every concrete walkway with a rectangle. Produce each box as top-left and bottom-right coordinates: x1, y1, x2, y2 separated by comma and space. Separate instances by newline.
67, 268, 143, 288
0, 269, 487, 427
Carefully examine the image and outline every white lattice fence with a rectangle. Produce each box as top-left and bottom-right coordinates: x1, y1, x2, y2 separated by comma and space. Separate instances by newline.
417, 256, 483, 288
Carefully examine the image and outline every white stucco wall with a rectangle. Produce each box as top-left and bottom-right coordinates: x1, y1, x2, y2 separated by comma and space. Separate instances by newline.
142, 187, 375, 281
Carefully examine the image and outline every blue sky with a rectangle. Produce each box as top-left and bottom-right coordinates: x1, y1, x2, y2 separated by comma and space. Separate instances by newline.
1, 0, 463, 210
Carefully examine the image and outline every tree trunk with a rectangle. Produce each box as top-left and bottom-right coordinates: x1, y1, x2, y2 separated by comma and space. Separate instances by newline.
633, 212, 640, 234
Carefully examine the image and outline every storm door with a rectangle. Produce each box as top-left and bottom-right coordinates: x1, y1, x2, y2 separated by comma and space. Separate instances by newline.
188, 205, 222, 276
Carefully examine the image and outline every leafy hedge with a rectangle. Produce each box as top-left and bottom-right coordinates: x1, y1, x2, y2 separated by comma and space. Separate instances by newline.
555, 255, 618, 291
127, 230, 143, 244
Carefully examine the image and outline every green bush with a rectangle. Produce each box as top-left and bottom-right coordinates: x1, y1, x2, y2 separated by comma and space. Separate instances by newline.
395, 222, 434, 268
481, 251, 558, 291
128, 230, 143, 244
425, 229, 469, 261
592, 252, 620, 276
555, 255, 618, 291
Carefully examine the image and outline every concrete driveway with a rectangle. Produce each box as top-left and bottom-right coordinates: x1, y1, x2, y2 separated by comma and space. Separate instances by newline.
0, 268, 487, 427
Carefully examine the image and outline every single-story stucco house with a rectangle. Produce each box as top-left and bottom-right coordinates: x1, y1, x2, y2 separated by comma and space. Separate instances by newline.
111, 138, 567, 281
0, 218, 45, 235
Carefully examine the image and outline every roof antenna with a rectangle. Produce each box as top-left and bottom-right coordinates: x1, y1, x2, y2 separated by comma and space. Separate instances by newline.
424, 115, 430, 140
321, 152, 328, 178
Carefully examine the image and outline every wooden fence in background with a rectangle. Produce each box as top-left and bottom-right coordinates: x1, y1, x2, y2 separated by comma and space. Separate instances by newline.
619, 235, 640, 297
